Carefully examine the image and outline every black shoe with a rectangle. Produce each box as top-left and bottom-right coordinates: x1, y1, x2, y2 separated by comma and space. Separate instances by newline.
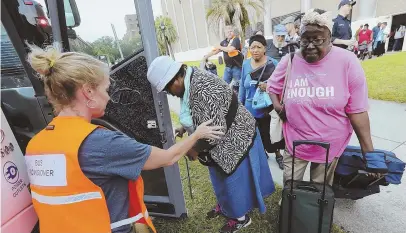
275, 154, 284, 170
219, 215, 252, 233
206, 204, 223, 219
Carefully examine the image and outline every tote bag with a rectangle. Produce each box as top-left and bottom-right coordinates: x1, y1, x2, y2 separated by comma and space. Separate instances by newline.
270, 53, 294, 144
252, 64, 273, 110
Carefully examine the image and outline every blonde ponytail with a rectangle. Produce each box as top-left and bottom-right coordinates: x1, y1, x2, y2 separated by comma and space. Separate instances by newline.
26, 44, 109, 112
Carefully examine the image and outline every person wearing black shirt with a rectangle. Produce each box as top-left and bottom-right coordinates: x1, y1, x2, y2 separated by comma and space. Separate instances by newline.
332, 0, 357, 49
203, 25, 244, 93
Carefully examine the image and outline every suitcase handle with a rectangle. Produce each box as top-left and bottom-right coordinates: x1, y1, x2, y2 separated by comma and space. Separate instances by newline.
291, 140, 331, 205
293, 140, 330, 149
290, 140, 331, 233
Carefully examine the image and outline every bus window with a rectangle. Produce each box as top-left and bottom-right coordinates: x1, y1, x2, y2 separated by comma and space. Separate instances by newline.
1, 23, 32, 89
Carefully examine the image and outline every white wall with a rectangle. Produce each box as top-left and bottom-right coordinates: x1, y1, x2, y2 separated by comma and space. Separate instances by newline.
174, 47, 222, 62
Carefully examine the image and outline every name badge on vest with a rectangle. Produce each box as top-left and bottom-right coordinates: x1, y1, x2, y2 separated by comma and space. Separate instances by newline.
25, 154, 67, 186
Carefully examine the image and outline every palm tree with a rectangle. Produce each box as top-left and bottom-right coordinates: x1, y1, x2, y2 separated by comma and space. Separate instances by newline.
155, 16, 178, 57
206, 0, 264, 38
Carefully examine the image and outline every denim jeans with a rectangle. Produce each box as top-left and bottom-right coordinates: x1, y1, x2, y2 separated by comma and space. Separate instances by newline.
223, 66, 241, 93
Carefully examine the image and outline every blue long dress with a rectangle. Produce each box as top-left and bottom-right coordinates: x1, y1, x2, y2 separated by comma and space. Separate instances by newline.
209, 129, 275, 218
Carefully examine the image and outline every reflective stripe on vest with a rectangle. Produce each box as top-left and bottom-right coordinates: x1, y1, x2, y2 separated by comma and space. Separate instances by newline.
110, 210, 149, 229
31, 191, 102, 205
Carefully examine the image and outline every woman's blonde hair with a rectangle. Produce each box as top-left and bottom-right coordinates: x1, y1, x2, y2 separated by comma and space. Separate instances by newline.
27, 44, 109, 112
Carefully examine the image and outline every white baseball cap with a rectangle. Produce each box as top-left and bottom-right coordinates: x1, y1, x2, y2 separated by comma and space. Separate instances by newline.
147, 56, 182, 92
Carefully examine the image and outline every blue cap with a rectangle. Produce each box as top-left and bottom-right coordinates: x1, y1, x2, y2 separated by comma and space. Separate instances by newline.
274, 24, 288, 36
338, 0, 356, 9
147, 56, 182, 92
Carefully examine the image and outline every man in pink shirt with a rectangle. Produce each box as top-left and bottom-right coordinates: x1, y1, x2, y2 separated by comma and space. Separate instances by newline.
267, 9, 374, 185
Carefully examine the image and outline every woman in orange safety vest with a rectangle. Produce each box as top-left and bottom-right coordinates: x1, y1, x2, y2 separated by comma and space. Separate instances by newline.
24, 45, 223, 233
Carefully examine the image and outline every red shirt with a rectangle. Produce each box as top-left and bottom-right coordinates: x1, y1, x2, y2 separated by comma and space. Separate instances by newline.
358, 29, 372, 43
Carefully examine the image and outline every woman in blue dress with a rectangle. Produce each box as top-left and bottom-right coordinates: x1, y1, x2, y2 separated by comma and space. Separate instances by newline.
239, 35, 284, 170
147, 55, 275, 233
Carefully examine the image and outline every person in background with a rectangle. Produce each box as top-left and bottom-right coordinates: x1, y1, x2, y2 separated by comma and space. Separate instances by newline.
266, 24, 298, 61
24, 46, 223, 233
244, 30, 264, 59
372, 22, 382, 42
203, 25, 244, 93
393, 24, 405, 51
267, 8, 374, 186
147, 56, 275, 233
239, 35, 284, 170
293, 13, 305, 43
281, 16, 300, 43
373, 22, 388, 56
355, 24, 364, 41
332, 0, 357, 49
358, 23, 373, 59
250, 29, 264, 36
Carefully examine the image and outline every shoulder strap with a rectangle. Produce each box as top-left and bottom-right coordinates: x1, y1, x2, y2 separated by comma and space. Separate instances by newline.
257, 64, 268, 83
280, 53, 294, 105
225, 92, 238, 129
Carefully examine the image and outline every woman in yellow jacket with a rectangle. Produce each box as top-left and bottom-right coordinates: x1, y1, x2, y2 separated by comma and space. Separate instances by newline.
24, 45, 223, 233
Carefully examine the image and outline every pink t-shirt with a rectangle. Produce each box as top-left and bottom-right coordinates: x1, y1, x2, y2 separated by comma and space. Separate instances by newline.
267, 47, 369, 163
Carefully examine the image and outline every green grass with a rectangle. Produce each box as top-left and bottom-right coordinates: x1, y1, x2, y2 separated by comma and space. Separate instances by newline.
153, 113, 346, 233
185, 52, 406, 103
184, 59, 226, 78
361, 52, 406, 103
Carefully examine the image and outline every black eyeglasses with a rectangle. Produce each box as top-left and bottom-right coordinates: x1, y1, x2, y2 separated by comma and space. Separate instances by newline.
300, 38, 326, 46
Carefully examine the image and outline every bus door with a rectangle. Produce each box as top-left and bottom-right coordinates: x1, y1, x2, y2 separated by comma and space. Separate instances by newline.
39, 0, 187, 218
1, 1, 54, 232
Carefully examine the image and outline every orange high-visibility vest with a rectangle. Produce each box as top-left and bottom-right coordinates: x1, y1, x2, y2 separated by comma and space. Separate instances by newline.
246, 50, 252, 59
227, 36, 243, 57
212, 36, 242, 57
25, 117, 156, 233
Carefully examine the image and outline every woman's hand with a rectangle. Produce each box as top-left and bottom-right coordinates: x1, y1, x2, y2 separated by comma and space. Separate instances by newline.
186, 148, 199, 161
259, 82, 267, 92
194, 119, 224, 140
274, 104, 287, 121
175, 126, 186, 138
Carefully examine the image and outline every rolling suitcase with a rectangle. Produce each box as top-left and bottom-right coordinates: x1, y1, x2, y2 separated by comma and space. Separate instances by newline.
279, 140, 335, 233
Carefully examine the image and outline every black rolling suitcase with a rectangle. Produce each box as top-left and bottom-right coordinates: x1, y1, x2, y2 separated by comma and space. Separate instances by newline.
279, 140, 335, 233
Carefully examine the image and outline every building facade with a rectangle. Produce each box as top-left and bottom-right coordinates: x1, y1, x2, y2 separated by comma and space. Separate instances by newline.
162, 0, 406, 61
124, 14, 140, 40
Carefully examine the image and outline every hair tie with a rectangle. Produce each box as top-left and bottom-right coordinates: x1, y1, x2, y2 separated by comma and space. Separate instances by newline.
49, 59, 55, 68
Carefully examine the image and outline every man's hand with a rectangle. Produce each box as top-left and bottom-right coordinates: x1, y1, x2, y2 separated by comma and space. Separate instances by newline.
215, 45, 223, 51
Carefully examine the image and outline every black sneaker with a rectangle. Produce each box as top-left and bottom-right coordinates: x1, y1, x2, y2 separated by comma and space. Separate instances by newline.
219, 215, 252, 233
275, 154, 284, 170
206, 204, 223, 219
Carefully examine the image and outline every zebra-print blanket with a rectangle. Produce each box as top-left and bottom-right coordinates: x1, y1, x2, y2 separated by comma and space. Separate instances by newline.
189, 68, 257, 174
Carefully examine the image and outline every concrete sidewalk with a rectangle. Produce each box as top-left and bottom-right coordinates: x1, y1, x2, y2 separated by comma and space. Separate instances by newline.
268, 99, 406, 233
